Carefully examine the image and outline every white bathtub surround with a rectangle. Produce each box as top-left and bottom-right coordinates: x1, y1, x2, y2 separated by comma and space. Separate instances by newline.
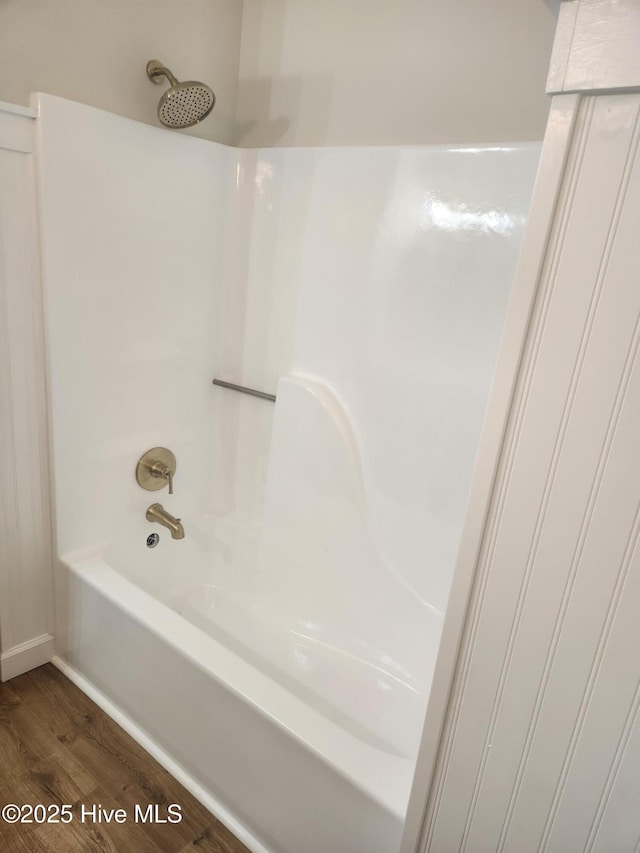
35, 94, 538, 851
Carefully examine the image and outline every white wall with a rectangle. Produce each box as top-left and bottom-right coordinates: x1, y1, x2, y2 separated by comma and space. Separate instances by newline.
0, 105, 54, 680
0, 0, 243, 144
0, 0, 557, 147
236, 0, 559, 147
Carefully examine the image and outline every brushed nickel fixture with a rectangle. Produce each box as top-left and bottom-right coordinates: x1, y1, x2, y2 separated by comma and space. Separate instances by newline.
146, 60, 215, 129
146, 503, 184, 540
136, 447, 177, 494
212, 378, 277, 402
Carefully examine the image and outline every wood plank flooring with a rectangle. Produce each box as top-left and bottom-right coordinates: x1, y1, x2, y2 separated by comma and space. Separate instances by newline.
0, 664, 250, 852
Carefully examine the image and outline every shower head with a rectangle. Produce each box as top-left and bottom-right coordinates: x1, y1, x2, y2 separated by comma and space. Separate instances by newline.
146, 60, 215, 129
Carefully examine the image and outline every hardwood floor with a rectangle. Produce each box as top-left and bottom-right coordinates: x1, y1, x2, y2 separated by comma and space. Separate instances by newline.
0, 664, 250, 852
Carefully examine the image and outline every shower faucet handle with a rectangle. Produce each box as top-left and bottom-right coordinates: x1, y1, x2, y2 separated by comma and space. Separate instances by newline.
150, 461, 174, 494
136, 447, 177, 495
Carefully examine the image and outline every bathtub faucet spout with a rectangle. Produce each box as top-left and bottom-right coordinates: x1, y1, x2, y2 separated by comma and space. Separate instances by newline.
145, 503, 185, 540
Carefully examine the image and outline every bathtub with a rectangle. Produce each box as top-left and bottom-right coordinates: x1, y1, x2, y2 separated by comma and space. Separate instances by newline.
54, 547, 413, 853
36, 96, 539, 853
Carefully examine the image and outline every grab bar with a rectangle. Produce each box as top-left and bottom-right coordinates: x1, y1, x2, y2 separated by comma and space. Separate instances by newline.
212, 378, 276, 402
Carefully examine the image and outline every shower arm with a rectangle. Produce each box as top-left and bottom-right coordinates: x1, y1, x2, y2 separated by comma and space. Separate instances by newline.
146, 61, 179, 88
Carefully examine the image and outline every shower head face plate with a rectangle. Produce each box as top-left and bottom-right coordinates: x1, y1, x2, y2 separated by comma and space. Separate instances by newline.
158, 82, 215, 129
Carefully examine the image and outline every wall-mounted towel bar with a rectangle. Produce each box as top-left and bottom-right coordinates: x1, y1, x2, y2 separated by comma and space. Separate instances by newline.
212, 378, 276, 402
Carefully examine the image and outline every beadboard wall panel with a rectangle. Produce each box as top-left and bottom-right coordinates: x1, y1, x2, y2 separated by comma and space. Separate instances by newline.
0, 107, 54, 680
420, 91, 640, 853
547, 0, 640, 94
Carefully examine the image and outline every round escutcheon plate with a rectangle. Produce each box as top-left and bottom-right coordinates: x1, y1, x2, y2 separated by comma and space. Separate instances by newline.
136, 447, 177, 491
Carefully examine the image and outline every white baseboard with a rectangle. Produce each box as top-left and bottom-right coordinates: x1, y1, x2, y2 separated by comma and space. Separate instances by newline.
0, 633, 55, 681
51, 656, 270, 853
